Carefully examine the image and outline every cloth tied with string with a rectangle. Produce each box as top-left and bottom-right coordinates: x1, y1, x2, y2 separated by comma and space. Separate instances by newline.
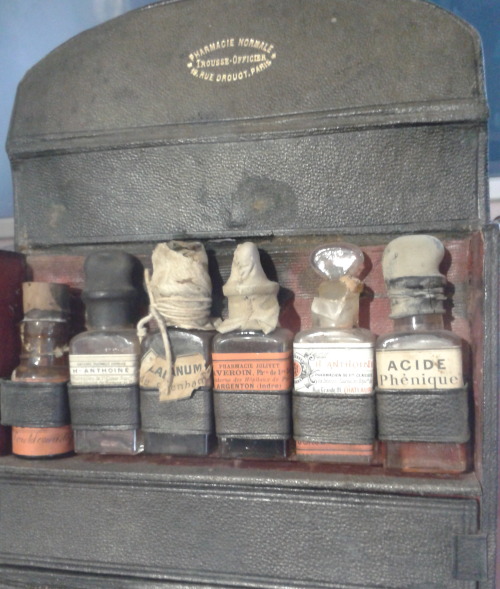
137, 241, 218, 401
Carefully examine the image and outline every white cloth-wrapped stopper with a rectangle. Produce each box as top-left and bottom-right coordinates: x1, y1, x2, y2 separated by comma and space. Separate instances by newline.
217, 242, 280, 335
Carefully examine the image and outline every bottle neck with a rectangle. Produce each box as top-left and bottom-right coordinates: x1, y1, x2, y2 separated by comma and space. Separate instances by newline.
392, 313, 444, 332
85, 299, 135, 330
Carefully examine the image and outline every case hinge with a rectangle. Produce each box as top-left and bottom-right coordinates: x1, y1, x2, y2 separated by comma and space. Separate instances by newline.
454, 534, 488, 581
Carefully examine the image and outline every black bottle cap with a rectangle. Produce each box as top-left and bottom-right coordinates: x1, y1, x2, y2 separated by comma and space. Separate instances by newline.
82, 251, 138, 328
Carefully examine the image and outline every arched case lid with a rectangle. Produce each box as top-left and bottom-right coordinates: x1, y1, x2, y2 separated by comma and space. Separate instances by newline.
7, 0, 489, 249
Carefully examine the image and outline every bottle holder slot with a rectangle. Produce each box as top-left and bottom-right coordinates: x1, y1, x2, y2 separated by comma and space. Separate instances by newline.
375, 386, 470, 442
293, 394, 375, 444
213, 390, 291, 439
0, 380, 70, 427
140, 387, 213, 434
68, 384, 140, 430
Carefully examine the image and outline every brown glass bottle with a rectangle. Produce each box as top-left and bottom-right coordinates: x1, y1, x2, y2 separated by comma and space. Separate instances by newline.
11, 282, 73, 459
376, 235, 470, 473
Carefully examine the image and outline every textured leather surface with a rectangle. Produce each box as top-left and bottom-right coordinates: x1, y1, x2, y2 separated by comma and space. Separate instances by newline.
140, 387, 213, 435
293, 394, 375, 444
0, 467, 479, 589
8, 0, 484, 140
7, 0, 487, 249
376, 386, 470, 443
13, 125, 483, 248
68, 384, 140, 429
214, 390, 291, 438
0, 380, 70, 427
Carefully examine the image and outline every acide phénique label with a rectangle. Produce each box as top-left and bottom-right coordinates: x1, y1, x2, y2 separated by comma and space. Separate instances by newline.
376, 348, 463, 390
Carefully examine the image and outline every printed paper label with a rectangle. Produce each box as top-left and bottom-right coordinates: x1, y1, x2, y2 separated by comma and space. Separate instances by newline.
293, 344, 374, 395
140, 349, 212, 401
213, 352, 292, 392
69, 354, 138, 386
376, 348, 463, 390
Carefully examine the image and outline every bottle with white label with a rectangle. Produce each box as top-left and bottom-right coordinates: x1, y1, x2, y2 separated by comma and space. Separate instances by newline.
138, 241, 217, 456
293, 243, 375, 463
69, 251, 142, 454
212, 242, 293, 459
376, 235, 469, 473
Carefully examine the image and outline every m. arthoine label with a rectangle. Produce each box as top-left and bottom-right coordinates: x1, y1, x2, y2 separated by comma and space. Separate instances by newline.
294, 344, 374, 395
376, 348, 463, 390
69, 354, 138, 386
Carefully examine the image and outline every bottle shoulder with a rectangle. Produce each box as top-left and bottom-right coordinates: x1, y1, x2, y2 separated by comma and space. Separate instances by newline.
294, 327, 375, 346
213, 328, 293, 353
376, 329, 462, 350
141, 327, 215, 357
70, 328, 140, 354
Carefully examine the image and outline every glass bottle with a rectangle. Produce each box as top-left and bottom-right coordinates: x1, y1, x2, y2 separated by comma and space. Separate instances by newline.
376, 235, 469, 473
138, 241, 217, 456
212, 242, 293, 459
69, 251, 142, 454
293, 243, 375, 463
11, 282, 74, 458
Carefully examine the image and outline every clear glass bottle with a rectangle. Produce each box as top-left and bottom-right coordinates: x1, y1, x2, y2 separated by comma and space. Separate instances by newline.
69, 251, 142, 454
212, 242, 293, 459
11, 282, 74, 458
293, 243, 375, 463
138, 241, 217, 456
376, 235, 469, 473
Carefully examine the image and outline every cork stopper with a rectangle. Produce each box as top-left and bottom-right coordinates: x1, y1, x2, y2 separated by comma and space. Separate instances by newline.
382, 235, 446, 319
217, 242, 279, 334
22, 282, 69, 320
310, 243, 365, 329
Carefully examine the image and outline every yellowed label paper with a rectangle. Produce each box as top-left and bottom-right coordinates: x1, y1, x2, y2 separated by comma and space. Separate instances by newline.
376, 348, 463, 390
140, 349, 211, 402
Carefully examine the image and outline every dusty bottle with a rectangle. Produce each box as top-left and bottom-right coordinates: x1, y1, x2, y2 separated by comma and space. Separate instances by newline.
69, 251, 142, 454
138, 241, 217, 456
11, 282, 73, 458
293, 243, 375, 463
212, 242, 293, 459
376, 235, 470, 473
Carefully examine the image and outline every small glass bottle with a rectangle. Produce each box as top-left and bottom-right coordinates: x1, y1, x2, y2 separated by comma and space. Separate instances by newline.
212, 242, 293, 459
293, 243, 375, 463
69, 251, 142, 454
11, 282, 74, 458
376, 235, 469, 473
138, 241, 217, 456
